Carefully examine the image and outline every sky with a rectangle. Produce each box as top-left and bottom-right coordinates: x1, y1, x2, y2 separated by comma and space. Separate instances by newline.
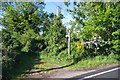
44, 2, 74, 27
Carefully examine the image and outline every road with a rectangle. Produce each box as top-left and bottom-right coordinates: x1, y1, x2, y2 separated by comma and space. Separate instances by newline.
22, 64, 120, 80
67, 65, 120, 80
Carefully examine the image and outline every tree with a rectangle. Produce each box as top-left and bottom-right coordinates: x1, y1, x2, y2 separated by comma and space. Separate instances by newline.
66, 2, 120, 57
1, 2, 46, 79
67, 2, 87, 40
67, 2, 120, 40
45, 13, 67, 56
1, 2, 46, 53
83, 2, 120, 41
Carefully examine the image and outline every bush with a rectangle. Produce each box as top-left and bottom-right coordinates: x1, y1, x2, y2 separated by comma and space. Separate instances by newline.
2, 55, 15, 80
70, 41, 85, 63
112, 29, 120, 53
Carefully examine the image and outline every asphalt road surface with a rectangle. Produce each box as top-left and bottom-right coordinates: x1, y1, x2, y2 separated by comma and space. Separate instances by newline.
67, 65, 120, 80
21, 64, 120, 80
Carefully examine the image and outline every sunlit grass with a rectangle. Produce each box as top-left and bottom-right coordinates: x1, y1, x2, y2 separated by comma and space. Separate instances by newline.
33, 53, 120, 72
67, 53, 119, 70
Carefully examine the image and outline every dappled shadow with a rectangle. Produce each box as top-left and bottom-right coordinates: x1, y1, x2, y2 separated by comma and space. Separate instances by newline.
8, 52, 41, 79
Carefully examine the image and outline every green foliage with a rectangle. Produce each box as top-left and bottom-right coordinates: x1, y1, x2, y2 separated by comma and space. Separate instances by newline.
1, 2, 46, 79
77, 2, 119, 41
1, 2, 46, 53
112, 29, 120, 52
2, 29, 22, 58
1, 2, 120, 79
44, 13, 67, 57
70, 41, 85, 63
47, 16, 66, 44
67, 2, 120, 57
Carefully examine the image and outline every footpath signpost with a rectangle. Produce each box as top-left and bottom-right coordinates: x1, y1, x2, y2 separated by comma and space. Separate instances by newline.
66, 30, 70, 54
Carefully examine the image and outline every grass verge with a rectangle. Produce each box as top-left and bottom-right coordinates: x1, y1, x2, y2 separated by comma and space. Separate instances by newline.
37, 53, 120, 71
13, 53, 120, 79
67, 53, 120, 70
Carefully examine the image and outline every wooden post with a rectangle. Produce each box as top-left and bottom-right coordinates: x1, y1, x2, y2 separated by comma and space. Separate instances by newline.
68, 30, 70, 54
